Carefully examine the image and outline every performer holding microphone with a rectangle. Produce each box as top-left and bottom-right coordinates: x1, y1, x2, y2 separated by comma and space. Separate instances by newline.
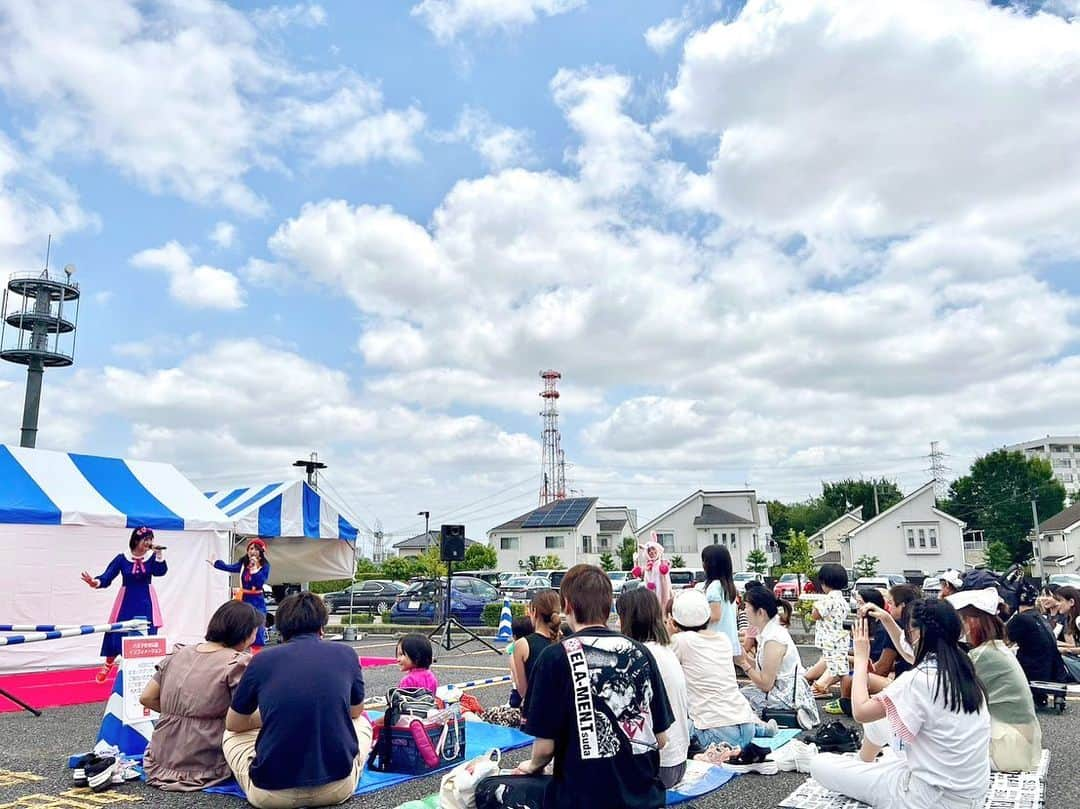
208, 538, 270, 648
80, 526, 168, 682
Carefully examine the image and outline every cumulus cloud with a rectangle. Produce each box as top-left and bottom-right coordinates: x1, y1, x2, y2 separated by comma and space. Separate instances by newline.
209, 222, 237, 249
412, 0, 585, 43
645, 16, 691, 53
130, 242, 245, 310
436, 107, 535, 170
0, 1, 424, 214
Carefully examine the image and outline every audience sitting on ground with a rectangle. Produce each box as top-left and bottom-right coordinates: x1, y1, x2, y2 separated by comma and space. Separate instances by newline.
1006, 580, 1069, 691
617, 586, 690, 789
514, 590, 560, 721
701, 545, 740, 654
948, 587, 1041, 772
736, 586, 819, 730
938, 569, 963, 599
509, 564, 673, 809
861, 584, 919, 675
1053, 585, 1080, 681
827, 588, 895, 716
1038, 584, 1065, 639
670, 588, 776, 752
224, 592, 371, 809
811, 599, 990, 809
396, 633, 438, 692
739, 580, 769, 657
140, 601, 261, 791
804, 564, 851, 696
506, 615, 534, 709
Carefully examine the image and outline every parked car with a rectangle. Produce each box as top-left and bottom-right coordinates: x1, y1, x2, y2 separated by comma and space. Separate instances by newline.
668, 567, 705, 590
454, 569, 503, 586
389, 576, 501, 625
501, 575, 551, 603
607, 570, 631, 595
733, 572, 765, 594
496, 572, 517, 587
848, 574, 908, 610
1049, 573, 1080, 588
549, 570, 566, 591
773, 573, 816, 599
323, 580, 405, 615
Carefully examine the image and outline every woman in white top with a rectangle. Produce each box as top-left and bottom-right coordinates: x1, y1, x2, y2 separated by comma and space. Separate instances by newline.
737, 586, 819, 730
810, 599, 990, 809
616, 586, 689, 788
669, 589, 765, 750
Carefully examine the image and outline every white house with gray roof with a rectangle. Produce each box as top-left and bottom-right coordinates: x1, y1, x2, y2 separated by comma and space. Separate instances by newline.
635, 490, 770, 571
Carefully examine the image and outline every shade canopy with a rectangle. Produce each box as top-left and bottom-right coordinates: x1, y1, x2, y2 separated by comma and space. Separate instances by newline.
0, 445, 231, 531
204, 480, 359, 541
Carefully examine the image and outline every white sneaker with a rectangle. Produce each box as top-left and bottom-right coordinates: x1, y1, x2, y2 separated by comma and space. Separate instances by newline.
797, 706, 818, 730
771, 739, 817, 773
763, 718, 780, 737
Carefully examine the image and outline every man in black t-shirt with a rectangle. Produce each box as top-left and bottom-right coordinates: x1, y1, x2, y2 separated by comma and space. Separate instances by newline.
224, 592, 372, 809
515, 565, 674, 809
1006, 582, 1068, 687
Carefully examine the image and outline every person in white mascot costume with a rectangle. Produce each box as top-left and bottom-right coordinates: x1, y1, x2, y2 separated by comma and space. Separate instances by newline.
632, 533, 672, 607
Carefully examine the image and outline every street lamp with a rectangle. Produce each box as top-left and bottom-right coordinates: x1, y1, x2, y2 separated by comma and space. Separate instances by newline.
418, 511, 431, 545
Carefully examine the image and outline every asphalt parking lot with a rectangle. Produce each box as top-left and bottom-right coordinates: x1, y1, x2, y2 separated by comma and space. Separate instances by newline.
0, 639, 1075, 808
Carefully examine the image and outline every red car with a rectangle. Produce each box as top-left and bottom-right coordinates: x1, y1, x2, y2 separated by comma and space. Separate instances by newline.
773, 573, 815, 599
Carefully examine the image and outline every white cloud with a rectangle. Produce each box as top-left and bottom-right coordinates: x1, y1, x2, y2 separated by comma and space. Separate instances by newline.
645, 16, 690, 53
411, 0, 585, 43
252, 3, 327, 29
436, 107, 535, 170
130, 241, 245, 310
662, 0, 1080, 245
209, 221, 237, 249
0, 2, 424, 214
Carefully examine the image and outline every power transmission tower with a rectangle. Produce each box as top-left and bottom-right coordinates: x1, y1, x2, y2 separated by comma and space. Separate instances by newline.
928, 441, 951, 501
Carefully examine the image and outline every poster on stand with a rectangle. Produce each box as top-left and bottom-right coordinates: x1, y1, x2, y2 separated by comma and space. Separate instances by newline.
121, 635, 167, 723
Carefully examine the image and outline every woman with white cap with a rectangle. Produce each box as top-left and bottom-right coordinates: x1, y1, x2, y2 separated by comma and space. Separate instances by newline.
948, 587, 1040, 772
938, 570, 963, 599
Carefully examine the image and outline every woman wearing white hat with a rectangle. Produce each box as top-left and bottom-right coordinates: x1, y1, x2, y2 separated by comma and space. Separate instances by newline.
948, 587, 1041, 772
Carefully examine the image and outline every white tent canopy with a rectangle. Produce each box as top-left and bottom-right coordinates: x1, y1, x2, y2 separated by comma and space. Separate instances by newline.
204, 480, 359, 583
0, 445, 232, 673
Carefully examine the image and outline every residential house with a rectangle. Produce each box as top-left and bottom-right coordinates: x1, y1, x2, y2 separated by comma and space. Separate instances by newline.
809, 508, 864, 565
488, 497, 599, 571
635, 490, 769, 571
1035, 501, 1080, 574
392, 530, 480, 558
594, 505, 638, 559
839, 482, 966, 576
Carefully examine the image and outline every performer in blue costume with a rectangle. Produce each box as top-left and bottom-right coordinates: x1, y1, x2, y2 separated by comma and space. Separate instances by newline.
81, 526, 167, 682
208, 538, 270, 647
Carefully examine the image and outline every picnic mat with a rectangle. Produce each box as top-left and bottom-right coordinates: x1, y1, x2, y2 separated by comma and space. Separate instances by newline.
666, 727, 802, 805
204, 717, 533, 799
778, 749, 1051, 809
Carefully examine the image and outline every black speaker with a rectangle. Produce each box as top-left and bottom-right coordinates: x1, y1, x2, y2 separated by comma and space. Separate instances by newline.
440, 524, 466, 562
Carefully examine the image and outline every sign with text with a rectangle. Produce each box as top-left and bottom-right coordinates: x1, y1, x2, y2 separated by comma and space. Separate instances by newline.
121, 636, 167, 723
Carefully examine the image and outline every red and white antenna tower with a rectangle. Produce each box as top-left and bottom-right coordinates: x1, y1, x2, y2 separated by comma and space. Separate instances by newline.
539, 369, 567, 505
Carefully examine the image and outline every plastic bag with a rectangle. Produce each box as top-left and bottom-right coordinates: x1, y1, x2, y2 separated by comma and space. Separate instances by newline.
439, 748, 501, 809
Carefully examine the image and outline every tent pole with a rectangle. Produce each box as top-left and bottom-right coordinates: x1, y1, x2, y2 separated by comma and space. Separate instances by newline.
344, 538, 359, 641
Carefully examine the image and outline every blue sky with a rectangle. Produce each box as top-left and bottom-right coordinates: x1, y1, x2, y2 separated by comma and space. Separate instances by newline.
0, 0, 1078, 549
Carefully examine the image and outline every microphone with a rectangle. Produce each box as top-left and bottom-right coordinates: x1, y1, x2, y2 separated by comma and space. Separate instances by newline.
151, 545, 168, 551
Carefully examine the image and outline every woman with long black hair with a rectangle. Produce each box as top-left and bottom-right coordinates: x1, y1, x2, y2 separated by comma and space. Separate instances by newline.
810, 599, 990, 809
208, 539, 271, 648
701, 544, 738, 654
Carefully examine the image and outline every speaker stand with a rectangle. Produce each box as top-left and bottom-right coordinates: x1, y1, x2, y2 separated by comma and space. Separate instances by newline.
428, 564, 501, 654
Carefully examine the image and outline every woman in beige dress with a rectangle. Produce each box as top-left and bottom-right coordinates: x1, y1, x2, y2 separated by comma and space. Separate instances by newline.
140, 601, 263, 790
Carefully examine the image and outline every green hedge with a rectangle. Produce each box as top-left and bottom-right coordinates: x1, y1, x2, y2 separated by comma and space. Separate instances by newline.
481, 601, 525, 626
337, 614, 375, 625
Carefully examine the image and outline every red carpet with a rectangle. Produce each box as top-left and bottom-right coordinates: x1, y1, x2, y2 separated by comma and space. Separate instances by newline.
0, 666, 116, 714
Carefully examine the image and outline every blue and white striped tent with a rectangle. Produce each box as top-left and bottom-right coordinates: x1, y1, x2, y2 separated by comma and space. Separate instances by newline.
0, 445, 232, 672
204, 481, 359, 583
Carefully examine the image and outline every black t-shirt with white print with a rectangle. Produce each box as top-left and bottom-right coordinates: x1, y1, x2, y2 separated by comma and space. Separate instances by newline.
524, 627, 674, 809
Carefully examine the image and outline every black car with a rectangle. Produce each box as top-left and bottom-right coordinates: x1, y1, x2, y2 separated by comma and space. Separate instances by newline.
323, 580, 406, 614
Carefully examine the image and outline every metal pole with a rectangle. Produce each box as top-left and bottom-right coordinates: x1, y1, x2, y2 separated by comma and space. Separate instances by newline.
19, 357, 43, 448
1032, 499, 1045, 583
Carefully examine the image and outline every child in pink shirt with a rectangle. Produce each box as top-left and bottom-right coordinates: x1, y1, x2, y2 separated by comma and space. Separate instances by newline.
397, 633, 438, 693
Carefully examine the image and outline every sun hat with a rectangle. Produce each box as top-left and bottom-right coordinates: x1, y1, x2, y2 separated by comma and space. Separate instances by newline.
672, 588, 711, 628
941, 569, 963, 590
946, 587, 999, 615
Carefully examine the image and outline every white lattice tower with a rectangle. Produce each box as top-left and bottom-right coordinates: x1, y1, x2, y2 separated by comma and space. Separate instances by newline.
539, 370, 567, 505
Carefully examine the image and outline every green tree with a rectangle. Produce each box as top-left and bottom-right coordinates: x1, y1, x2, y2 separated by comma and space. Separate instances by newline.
766, 501, 791, 551
598, 552, 616, 571
942, 450, 1066, 562
416, 545, 447, 579
521, 555, 541, 572
822, 478, 902, 519
746, 548, 769, 575
670, 555, 685, 568
463, 543, 498, 570
355, 557, 379, 578
854, 554, 879, 578
618, 536, 637, 571
379, 555, 422, 582
984, 541, 1013, 572
780, 530, 817, 580
538, 554, 564, 569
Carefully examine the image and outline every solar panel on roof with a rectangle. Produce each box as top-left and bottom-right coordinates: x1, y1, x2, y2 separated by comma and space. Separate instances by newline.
522, 498, 591, 528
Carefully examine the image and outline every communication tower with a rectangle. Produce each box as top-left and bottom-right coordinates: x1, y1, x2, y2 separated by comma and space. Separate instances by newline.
539, 370, 567, 505
0, 243, 80, 448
